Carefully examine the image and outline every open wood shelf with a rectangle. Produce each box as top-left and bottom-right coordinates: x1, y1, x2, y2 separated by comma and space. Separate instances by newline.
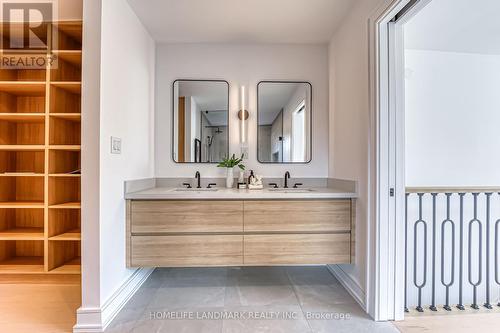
0, 113, 45, 121
48, 240, 80, 273
53, 50, 82, 66
53, 22, 82, 51
49, 257, 81, 274
0, 148, 45, 174
49, 148, 80, 174
48, 208, 80, 239
0, 69, 46, 82
50, 113, 80, 120
0, 228, 44, 240
0, 202, 44, 208
49, 229, 80, 241
49, 202, 81, 209
0, 90, 45, 113
49, 145, 81, 151
0, 176, 44, 204
0, 257, 45, 274
48, 177, 80, 206
0, 20, 82, 277
0, 240, 44, 273
49, 116, 81, 145
0, 145, 45, 150
49, 84, 81, 113
51, 58, 81, 82
0, 116, 45, 145
0, 207, 44, 241
0, 82, 46, 95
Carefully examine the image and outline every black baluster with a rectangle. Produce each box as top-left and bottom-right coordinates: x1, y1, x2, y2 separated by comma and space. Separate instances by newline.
441, 193, 455, 311
484, 193, 492, 309
457, 193, 465, 310
414, 193, 427, 312
430, 193, 438, 311
468, 193, 482, 310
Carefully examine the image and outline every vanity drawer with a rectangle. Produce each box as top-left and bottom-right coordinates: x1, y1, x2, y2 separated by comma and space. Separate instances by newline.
244, 233, 350, 265
130, 200, 243, 233
244, 200, 352, 232
131, 235, 243, 267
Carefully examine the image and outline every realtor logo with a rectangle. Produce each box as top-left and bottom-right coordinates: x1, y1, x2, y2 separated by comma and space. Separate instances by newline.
0, 0, 58, 68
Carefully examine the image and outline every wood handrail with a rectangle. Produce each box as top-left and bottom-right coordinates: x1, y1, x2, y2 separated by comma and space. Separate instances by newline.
406, 187, 500, 193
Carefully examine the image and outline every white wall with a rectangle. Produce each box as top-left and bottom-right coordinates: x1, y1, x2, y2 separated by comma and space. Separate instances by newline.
99, 0, 155, 305
155, 43, 329, 177
328, 0, 389, 313
405, 49, 500, 186
80, 0, 102, 321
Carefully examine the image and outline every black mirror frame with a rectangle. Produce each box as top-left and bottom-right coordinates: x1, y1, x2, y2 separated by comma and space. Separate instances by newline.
171, 79, 230, 164
256, 80, 313, 164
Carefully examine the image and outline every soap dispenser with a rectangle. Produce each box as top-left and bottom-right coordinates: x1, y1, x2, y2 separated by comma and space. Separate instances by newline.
248, 170, 255, 185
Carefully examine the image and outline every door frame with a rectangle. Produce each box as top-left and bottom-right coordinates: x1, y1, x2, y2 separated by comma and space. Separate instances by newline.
367, 0, 431, 321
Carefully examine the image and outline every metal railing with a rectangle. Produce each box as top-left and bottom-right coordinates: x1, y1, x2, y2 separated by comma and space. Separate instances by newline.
405, 188, 500, 312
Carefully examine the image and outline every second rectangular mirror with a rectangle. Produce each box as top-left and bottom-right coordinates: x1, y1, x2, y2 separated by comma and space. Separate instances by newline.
173, 80, 229, 163
257, 81, 312, 163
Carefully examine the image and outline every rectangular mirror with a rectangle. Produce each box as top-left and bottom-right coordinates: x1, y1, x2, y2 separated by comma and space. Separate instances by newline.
257, 81, 312, 163
173, 80, 229, 163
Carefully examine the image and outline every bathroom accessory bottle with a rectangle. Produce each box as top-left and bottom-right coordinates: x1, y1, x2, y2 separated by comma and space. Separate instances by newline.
248, 170, 255, 184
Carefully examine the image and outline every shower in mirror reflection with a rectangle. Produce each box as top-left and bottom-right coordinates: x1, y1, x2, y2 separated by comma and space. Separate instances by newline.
257, 81, 312, 163
172, 80, 229, 163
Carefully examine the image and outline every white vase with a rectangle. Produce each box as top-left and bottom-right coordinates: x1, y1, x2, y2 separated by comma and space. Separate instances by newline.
226, 168, 234, 188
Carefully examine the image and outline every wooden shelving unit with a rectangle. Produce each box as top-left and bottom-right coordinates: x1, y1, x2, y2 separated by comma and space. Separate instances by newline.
0, 21, 82, 275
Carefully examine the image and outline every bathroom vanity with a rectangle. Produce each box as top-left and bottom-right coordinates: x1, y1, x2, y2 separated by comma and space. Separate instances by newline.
125, 186, 356, 267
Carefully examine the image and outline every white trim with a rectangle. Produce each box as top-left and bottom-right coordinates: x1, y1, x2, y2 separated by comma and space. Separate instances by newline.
73, 268, 154, 333
368, 0, 432, 322
327, 265, 366, 310
367, 0, 412, 322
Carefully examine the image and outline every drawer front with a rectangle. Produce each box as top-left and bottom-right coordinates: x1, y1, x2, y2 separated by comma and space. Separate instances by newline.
131, 200, 243, 233
131, 235, 243, 267
244, 233, 350, 265
244, 200, 351, 232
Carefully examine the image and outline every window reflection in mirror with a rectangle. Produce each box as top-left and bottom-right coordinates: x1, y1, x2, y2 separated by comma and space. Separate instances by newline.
172, 80, 229, 163
257, 82, 312, 163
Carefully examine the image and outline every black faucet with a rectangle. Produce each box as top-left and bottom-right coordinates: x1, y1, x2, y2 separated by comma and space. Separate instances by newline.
195, 171, 201, 188
284, 171, 290, 188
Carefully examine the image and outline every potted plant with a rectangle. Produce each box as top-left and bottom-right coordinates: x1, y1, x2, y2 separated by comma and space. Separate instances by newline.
217, 154, 245, 188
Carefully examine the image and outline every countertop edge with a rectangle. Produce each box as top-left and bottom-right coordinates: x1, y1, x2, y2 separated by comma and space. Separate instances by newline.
124, 187, 357, 200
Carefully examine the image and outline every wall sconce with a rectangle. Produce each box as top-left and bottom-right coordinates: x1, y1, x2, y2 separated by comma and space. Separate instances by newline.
238, 86, 249, 144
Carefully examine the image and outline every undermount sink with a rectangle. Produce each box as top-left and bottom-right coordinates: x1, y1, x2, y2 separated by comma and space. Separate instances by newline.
267, 188, 314, 193
174, 188, 219, 192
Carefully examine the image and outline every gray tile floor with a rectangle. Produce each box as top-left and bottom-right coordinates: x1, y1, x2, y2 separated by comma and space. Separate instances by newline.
106, 266, 399, 333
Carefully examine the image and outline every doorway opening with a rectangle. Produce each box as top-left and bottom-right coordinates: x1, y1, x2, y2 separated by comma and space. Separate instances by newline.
373, 0, 500, 324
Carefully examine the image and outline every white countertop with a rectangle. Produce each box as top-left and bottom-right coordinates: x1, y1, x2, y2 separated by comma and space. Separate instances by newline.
125, 186, 357, 200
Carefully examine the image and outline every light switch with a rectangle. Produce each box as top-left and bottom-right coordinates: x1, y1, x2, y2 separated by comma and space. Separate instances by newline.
111, 137, 122, 154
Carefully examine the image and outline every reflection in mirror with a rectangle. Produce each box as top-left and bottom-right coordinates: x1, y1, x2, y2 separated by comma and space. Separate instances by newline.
257, 82, 312, 163
173, 80, 229, 163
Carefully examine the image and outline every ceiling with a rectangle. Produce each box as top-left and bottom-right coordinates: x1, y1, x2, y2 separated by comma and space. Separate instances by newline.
127, 0, 355, 43
405, 0, 500, 55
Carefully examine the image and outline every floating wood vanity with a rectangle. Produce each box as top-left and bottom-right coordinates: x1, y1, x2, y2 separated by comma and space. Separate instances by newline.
126, 188, 356, 267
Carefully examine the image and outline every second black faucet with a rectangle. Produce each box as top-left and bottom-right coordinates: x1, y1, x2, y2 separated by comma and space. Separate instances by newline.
195, 171, 201, 188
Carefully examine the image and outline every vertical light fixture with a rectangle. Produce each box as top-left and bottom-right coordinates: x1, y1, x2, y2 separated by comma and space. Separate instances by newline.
238, 85, 248, 144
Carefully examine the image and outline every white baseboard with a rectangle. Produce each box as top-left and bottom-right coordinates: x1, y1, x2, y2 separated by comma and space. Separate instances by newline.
73, 267, 154, 333
327, 264, 366, 311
